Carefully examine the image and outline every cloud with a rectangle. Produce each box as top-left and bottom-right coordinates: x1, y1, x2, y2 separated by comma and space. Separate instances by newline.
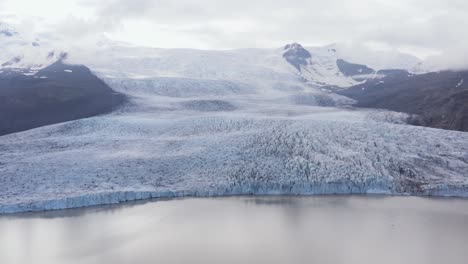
2, 0, 468, 70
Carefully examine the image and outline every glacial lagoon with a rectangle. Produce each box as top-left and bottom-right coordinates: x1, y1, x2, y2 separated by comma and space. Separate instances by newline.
1, 196, 468, 264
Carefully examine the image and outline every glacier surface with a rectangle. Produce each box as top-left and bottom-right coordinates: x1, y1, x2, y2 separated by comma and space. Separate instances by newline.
0, 39, 467, 213
1, 74, 468, 214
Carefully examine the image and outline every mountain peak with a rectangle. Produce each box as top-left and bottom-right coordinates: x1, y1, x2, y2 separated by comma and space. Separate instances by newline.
284, 43, 309, 55
283, 43, 311, 71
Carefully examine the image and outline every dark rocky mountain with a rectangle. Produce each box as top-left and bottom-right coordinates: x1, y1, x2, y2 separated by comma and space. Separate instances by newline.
0, 61, 126, 136
283, 43, 312, 71
336, 59, 374, 78
338, 70, 468, 132
336, 59, 415, 82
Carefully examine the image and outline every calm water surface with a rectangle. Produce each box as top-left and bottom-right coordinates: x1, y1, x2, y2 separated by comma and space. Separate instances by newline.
1, 196, 468, 264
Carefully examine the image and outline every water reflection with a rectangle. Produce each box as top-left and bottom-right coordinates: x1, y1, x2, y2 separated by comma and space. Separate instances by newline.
1, 196, 468, 264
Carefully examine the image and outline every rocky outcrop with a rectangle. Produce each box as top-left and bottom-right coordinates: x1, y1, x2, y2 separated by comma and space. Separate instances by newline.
0, 61, 126, 136
338, 70, 468, 132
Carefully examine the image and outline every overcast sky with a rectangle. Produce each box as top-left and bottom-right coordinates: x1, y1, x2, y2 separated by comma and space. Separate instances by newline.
1, 0, 467, 69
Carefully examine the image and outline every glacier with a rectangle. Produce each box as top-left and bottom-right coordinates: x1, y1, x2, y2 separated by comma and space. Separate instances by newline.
0, 38, 467, 214
1, 74, 467, 214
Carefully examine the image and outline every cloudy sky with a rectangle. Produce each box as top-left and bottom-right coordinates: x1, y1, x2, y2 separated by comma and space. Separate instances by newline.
1, 0, 467, 69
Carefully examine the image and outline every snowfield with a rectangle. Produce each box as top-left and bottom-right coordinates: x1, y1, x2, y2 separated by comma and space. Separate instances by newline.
1, 74, 468, 214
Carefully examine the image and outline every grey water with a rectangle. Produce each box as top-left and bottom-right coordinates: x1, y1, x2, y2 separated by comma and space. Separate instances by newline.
1, 196, 468, 264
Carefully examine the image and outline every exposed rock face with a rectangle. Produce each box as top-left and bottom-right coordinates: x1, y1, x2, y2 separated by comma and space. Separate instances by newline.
336, 59, 375, 78
338, 70, 468, 132
1, 56, 22, 67
283, 43, 312, 71
0, 61, 126, 136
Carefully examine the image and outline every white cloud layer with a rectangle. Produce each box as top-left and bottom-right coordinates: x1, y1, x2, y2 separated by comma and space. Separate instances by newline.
1, 0, 468, 69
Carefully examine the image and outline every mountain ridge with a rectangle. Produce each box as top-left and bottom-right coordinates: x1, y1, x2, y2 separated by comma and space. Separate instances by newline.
0, 61, 126, 136
339, 70, 468, 132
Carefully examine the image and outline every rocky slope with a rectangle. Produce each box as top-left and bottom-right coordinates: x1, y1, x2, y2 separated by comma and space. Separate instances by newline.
338, 70, 468, 132
0, 61, 126, 136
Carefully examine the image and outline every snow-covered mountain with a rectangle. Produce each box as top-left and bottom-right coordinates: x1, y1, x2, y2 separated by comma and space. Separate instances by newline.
0, 21, 66, 73
0, 21, 424, 88
282, 43, 363, 87
70, 41, 422, 89
311, 43, 425, 73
